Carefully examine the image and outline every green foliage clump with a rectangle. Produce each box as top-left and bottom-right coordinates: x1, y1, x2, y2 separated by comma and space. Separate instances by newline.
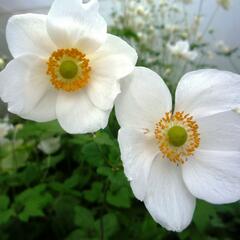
0, 113, 239, 240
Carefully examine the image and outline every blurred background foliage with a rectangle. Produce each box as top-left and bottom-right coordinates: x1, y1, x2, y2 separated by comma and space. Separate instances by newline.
0, 0, 240, 239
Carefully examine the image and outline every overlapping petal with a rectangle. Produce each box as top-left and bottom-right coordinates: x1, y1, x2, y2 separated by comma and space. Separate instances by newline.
47, 0, 107, 53
56, 90, 110, 134
182, 150, 240, 204
86, 74, 121, 111
118, 128, 159, 200
145, 156, 196, 232
89, 34, 137, 79
175, 69, 240, 119
6, 14, 56, 58
0, 55, 57, 122
86, 34, 137, 111
115, 67, 172, 130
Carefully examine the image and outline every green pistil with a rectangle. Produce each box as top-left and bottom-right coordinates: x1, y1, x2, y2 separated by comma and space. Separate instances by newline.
168, 126, 187, 147
59, 60, 78, 79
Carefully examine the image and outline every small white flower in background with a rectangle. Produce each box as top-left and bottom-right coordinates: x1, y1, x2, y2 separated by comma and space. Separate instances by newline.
115, 67, 240, 232
0, 0, 137, 134
215, 40, 234, 55
38, 137, 61, 155
217, 0, 231, 10
167, 40, 198, 61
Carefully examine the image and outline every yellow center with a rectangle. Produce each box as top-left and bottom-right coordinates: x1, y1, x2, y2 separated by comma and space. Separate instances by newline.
154, 111, 200, 165
47, 48, 91, 92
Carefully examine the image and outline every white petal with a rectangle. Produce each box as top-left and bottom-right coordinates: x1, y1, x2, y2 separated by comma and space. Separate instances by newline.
177, 41, 190, 52
198, 110, 240, 151
47, 0, 107, 53
0, 55, 57, 122
86, 34, 137, 111
86, 74, 121, 111
145, 156, 196, 232
89, 34, 137, 79
118, 128, 159, 201
182, 150, 240, 204
115, 67, 172, 130
56, 90, 110, 134
6, 14, 56, 58
175, 69, 240, 119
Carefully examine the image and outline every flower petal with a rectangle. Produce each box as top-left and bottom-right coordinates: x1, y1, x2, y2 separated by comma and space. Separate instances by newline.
0, 55, 57, 122
145, 156, 196, 232
175, 69, 240, 119
86, 74, 121, 111
182, 150, 240, 204
47, 0, 107, 53
6, 14, 56, 58
56, 90, 110, 134
115, 67, 172, 130
86, 34, 137, 111
89, 34, 137, 79
118, 128, 159, 201
198, 110, 240, 151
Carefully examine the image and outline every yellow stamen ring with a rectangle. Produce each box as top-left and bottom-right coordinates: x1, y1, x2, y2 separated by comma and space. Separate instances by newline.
47, 48, 91, 92
154, 111, 200, 165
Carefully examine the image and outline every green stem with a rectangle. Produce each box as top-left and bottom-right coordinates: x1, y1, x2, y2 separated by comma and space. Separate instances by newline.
202, 5, 219, 37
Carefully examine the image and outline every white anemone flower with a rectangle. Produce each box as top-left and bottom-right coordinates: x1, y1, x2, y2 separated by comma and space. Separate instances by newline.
115, 67, 240, 232
38, 137, 61, 155
167, 40, 198, 61
0, 0, 137, 134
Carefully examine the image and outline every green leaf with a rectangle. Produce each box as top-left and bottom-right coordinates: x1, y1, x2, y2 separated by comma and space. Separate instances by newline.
0, 195, 9, 211
93, 131, 114, 146
0, 209, 14, 225
74, 206, 95, 231
95, 213, 119, 239
0, 195, 14, 225
15, 184, 53, 222
66, 229, 86, 240
107, 187, 131, 208
193, 200, 217, 232
81, 143, 103, 167
64, 174, 81, 189
84, 182, 103, 203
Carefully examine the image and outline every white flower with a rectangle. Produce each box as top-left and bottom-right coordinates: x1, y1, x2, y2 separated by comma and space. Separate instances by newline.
167, 40, 198, 61
115, 67, 240, 232
0, 0, 137, 134
38, 137, 61, 155
215, 40, 234, 55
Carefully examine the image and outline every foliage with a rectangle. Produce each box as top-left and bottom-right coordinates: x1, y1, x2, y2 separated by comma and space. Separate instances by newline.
0, 113, 239, 240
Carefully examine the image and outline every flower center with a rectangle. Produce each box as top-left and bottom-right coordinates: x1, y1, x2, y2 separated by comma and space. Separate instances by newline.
59, 60, 78, 79
47, 48, 91, 92
154, 111, 200, 165
168, 126, 187, 147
